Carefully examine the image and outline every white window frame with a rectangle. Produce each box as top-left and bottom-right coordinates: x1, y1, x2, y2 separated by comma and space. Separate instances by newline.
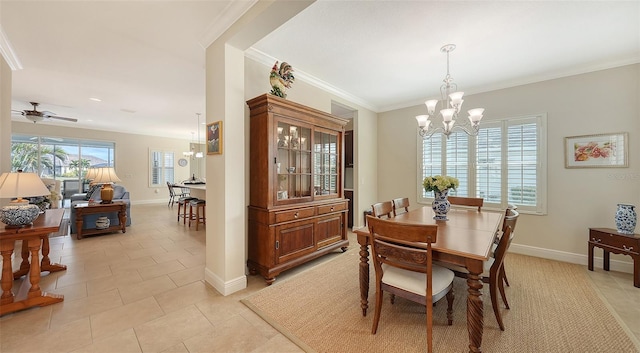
149, 149, 175, 187
417, 114, 547, 215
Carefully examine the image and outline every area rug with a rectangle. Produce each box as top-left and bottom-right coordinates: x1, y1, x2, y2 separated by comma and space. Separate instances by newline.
242, 250, 639, 353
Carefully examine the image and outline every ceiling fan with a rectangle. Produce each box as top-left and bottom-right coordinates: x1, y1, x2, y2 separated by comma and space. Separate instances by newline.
12, 102, 78, 123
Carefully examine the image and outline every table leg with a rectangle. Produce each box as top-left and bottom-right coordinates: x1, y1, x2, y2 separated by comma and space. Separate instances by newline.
40, 235, 67, 273
603, 250, 610, 271
588, 242, 594, 271
466, 268, 484, 353
13, 240, 31, 279
27, 238, 43, 298
119, 208, 127, 233
357, 234, 370, 316
633, 255, 639, 288
1, 241, 15, 305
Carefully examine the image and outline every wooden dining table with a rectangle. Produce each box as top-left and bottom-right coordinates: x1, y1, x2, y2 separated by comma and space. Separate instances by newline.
355, 206, 504, 353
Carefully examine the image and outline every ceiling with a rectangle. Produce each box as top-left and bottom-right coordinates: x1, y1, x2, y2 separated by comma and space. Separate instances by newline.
2, 1, 639, 141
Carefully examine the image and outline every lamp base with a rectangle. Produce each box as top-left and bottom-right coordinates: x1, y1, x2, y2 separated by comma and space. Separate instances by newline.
100, 183, 114, 204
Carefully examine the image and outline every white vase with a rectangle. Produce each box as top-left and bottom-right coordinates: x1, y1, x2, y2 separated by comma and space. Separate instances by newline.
615, 204, 637, 234
95, 216, 110, 230
431, 189, 451, 221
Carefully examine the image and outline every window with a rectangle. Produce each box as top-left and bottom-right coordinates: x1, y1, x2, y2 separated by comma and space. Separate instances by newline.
418, 114, 547, 214
150, 150, 175, 186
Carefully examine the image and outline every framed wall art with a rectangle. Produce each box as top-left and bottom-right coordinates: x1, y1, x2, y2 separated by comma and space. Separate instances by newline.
207, 121, 222, 155
564, 132, 628, 168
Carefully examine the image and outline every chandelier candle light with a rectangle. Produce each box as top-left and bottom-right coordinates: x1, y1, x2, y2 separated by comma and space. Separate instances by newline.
416, 44, 484, 139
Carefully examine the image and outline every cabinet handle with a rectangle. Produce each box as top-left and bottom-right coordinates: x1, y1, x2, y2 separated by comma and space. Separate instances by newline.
591, 238, 601, 243
623, 245, 633, 252
294, 212, 299, 218
275, 241, 279, 249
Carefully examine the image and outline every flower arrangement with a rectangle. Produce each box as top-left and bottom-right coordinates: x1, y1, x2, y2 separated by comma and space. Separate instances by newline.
423, 175, 459, 193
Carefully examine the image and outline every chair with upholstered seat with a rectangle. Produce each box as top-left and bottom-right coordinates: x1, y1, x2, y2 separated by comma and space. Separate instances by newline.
448, 196, 484, 211
392, 197, 410, 216
367, 216, 454, 353
371, 201, 394, 219
443, 209, 519, 331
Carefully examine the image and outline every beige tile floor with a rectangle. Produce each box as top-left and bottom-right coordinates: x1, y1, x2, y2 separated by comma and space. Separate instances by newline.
1, 203, 638, 352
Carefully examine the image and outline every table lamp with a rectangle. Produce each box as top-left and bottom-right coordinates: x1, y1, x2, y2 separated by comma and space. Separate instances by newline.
91, 167, 122, 204
84, 167, 98, 184
0, 170, 51, 227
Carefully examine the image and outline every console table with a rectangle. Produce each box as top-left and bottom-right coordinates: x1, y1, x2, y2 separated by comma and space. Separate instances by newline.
74, 201, 127, 239
1, 209, 66, 316
588, 227, 639, 288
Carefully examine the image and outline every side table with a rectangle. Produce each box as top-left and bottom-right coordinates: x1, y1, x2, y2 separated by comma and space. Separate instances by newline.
1, 208, 66, 316
74, 201, 127, 239
588, 227, 639, 288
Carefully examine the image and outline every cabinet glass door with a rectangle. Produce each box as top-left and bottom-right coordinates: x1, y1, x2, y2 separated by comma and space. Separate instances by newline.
276, 121, 312, 203
313, 130, 339, 198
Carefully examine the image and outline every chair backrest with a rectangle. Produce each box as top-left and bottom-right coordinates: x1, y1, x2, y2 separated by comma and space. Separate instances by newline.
371, 201, 394, 219
366, 216, 438, 352
167, 182, 175, 197
392, 197, 410, 216
492, 210, 519, 275
448, 196, 484, 212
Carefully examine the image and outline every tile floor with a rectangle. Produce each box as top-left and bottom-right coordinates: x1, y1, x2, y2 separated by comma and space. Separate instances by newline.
1, 203, 638, 352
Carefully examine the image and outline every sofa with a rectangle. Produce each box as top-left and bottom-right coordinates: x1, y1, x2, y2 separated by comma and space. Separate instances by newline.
69, 184, 132, 234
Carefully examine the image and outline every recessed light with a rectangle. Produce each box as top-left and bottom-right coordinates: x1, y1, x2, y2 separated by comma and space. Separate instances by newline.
89, 97, 102, 102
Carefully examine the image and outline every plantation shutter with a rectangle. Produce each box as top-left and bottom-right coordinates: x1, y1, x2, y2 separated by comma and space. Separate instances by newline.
476, 123, 502, 203
507, 119, 538, 207
445, 131, 469, 197
418, 133, 443, 200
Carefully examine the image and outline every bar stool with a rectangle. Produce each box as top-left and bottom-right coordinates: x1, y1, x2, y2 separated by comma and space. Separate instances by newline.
177, 197, 197, 224
189, 199, 206, 230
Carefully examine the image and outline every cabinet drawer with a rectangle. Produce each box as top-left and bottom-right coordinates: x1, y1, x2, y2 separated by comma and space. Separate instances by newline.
317, 202, 347, 215
590, 229, 639, 254
275, 207, 315, 223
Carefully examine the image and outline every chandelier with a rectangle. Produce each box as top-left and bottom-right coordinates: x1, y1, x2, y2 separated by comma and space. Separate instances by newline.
183, 113, 204, 158
416, 44, 484, 139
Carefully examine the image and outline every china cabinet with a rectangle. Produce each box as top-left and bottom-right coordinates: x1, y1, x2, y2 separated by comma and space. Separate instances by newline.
247, 94, 349, 284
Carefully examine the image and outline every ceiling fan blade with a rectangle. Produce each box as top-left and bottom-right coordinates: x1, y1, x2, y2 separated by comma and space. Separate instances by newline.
47, 115, 78, 122
40, 110, 57, 116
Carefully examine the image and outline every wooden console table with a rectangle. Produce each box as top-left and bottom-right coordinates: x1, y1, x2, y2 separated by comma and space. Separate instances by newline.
588, 227, 639, 288
74, 201, 127, 240
1, 208, 66, 316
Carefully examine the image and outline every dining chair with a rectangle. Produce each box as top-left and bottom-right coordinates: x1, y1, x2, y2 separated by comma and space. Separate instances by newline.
499, 204, 518, 287
442, 209, 519, 331
167, 182, 176, 207
367, 216, 454, 353
371, 201, 394, 219
448, 196, 484, 211
392, 197, 410, 216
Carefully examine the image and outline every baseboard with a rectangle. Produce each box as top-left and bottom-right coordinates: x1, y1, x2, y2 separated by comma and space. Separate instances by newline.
510, 243, 634, 274
204, 268, 247, 296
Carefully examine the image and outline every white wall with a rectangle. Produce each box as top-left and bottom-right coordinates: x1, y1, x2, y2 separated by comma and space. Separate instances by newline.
0, 53, 11, 207
11, 121, 192, 203
378, 64, 639, 270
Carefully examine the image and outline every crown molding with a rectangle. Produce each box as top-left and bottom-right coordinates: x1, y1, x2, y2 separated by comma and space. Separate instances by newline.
245, 47, 378, 112
199, 0, 257, 49
0, 25, 22, 70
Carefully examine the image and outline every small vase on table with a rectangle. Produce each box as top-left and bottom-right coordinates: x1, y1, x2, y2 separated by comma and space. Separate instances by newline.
432, 188, 451, 221
615, 204, 637, 235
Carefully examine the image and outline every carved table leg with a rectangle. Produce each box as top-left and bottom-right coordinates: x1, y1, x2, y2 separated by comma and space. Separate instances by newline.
27, 238, 43, 298
1, 241, 15, 304
358, 236, 370, 316
119, 208, 127, 233
76, 214, 84, 240
40, 235, 67, 273
13, 240, 31, 279
466, 272, 484, 353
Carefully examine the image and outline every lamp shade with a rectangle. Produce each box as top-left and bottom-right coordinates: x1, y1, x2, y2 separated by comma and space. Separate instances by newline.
0, 171, 51, 199
84, 168, 99, 180
91, 167, 122, 184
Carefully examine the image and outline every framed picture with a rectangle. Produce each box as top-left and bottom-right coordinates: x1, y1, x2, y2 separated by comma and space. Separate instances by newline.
207, 121, 222, 155
564, 132, 628, 168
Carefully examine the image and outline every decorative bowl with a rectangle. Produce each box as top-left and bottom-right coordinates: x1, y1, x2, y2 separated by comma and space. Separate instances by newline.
0, 204, 41, 226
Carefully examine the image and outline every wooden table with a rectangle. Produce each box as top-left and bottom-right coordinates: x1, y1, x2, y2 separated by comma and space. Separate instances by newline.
355, 207, 503, 353
1, 208, 66, 316
74, 201, 127, 239
588, 227, 639, 288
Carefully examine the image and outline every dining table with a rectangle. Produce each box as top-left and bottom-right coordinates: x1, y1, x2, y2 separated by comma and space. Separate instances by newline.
354, 206, 504, 353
